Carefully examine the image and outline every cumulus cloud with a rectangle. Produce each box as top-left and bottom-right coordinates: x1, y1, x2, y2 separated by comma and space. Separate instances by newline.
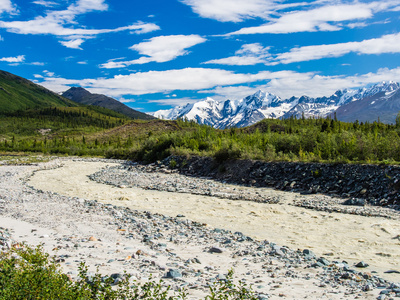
0, 54, 25, 63
37, 67, 267, 96
179, 0, 278, 22
0, 0, 160, 48
226, 1, 399, 35
35, 66, 400, 103
0, 0, 17, 14
198, 67, 400, 100
204, 43, 270, 65
60, 38, 85, 49
261, 67, 400, 99
100, 35, 206, 68
270, 32, 400, 65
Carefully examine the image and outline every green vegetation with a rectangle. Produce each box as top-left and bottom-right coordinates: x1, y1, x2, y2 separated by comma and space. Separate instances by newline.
0, 153, 54, 165
2, 69, 400, 165
107, 117, 400, 164
1, 113, 400, 164
0, 70, 77, 113
0, 245, 257, 300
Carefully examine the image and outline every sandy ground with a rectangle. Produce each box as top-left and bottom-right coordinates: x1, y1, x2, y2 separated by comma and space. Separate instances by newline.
27, 160, 400, 283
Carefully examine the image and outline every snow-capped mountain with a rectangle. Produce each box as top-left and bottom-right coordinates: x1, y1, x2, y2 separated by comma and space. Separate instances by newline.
335, 81, 400, 123
153, 81, 400, 128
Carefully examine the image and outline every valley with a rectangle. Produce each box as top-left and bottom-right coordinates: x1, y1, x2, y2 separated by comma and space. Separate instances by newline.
1, 70, 400, 299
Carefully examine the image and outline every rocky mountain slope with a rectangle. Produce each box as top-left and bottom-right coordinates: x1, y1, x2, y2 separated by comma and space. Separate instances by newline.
62, 87, 155, 120
335, 82, 400, 123
154, 81, 400, 128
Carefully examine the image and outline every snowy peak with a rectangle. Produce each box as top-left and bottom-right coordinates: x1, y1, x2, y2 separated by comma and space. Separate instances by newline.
153, 81, 400, 128
154, 90, 283, 128
363, 81, 399, 96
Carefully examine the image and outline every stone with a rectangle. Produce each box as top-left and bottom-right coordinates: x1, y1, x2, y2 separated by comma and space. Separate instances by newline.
165, 269, 182, 279
209, 247, 223, 254
343, 198, 365, 206
363, 284, 373, 291
384, 270, 400, 274
303, 249, 316, 259
215, 273, 226, 281
355, 261, 369, 268
317, 257, 330, 266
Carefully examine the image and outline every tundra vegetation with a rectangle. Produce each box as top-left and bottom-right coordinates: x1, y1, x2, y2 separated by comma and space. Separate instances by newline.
1, 108, 400, 165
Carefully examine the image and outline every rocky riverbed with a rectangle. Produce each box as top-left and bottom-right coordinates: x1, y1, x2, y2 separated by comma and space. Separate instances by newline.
90, 159, 400, 219
158, 156, 400, 209
1, 156, 400, 299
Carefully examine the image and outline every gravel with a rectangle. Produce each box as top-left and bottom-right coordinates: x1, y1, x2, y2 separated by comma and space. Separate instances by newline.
0, 157, 399, 299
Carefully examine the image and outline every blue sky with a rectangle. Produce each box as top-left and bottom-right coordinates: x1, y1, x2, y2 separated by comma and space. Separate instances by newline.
1, 0, 400, 113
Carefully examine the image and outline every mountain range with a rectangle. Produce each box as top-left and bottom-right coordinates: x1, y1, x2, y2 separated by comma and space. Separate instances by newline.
154, 81, 400, 128
0, 69, 154, 121
2, 69, 400, 129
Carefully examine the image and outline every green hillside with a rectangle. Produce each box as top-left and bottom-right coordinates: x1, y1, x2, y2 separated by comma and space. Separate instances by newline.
0, 70, 77, 113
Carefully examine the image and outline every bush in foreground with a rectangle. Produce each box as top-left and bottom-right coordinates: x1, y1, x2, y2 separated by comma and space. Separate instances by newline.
0, 245, 258, 300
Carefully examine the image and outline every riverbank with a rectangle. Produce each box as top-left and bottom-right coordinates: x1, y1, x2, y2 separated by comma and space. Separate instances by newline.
1, 157, 400, 299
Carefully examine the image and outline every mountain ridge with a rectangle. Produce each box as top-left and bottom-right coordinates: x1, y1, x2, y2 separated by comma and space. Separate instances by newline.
62, 87, 155, 121
154, 81, 400, 128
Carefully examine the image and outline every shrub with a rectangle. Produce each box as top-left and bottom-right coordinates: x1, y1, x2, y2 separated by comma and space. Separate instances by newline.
0, 245, 258, 300
214, 146, 242, 163
169, 159, 177, 169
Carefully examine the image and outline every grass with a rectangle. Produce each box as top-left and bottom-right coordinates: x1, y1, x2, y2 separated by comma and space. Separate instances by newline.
0, 152, 56, 165
0, 70, 77, 114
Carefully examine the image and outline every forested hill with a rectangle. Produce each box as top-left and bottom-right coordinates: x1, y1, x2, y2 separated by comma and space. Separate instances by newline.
0, 70, 77, 113
62, 87, 156, 120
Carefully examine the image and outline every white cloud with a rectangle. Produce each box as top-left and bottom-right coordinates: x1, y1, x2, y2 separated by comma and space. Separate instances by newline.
29, 61, 45, 66
227, 1, 398, 35
34, 67, 400, 104
32, 0, 58, 7
0, 55, 25, 63
178, 0, 310, 22
148, 97, 201, 107
0, 0, 160, 48
100, 35, 206, 68
37, 67, 267, 96
260, 67, 400, 99
179, 0, 278, 22
119, 98, 135, 104
43, 70, 55, 77
0, 34, 3, 41
60, 38, 85, 49
200, 67, 400, 100
198, 85, 258, 102
271, 32, 400, 65
204, 43, 270, 65
0, 0, 17, 14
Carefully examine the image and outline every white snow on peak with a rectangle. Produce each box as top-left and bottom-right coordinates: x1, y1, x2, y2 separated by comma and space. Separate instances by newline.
152, 82, 400, 128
